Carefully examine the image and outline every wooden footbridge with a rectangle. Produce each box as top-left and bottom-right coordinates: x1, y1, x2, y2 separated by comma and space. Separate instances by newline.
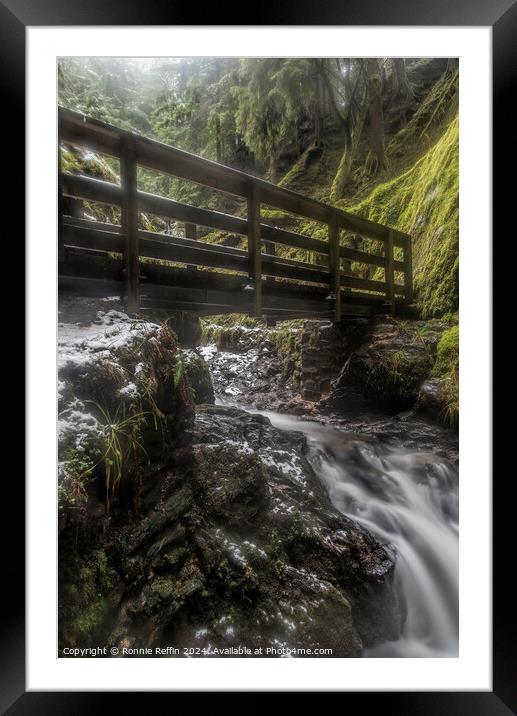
58, 107, 413, 322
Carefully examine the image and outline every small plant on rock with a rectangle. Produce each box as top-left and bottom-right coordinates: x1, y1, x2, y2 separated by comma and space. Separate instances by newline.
86, 401, 154, 515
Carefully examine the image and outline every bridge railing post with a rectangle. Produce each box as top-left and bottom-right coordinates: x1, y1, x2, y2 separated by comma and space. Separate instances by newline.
328, 212, 341, 322
403, 235, 413, 303
120, 137, 140, 314
247, 183, 262, 317
185, 222, 198, 271
263, 239, 275, 282
386, 229, 396, 315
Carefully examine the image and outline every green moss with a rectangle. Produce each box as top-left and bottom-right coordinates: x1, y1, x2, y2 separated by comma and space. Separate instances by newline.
365, 347, 434, 408
278, 119, 349, 203
61, 144, 119, 183
200, 313, 266, 349
205, 313, 264, 329
433, 324, 459, 377
432, 324, 459, 426
59, 550, 118, 648
344, 115, 459, 318
182, 350, 215, 404
151, 575, 176, 600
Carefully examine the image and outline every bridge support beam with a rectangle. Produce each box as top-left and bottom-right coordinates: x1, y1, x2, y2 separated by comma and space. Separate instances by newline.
247, 184, 262, 317
121, 137, 140, 314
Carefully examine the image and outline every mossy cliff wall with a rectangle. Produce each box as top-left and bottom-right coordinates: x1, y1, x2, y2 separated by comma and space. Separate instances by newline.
347, 116, 459, 318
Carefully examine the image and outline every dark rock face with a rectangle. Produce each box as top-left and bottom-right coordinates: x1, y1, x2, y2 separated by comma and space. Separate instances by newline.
330, 319, 443, 410
295, 321, 347, 402
105, 406, 400, 657
58, 302, 197, 648
416, 378, 445, 417
57, 301, 401, 656
199, 319, 349, 414
200, 317, 447, 418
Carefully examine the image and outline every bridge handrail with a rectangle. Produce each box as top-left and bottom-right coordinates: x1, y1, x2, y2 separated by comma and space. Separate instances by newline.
58, 106, 413, 319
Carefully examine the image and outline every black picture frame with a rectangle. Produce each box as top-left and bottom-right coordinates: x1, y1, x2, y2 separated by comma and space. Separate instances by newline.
5, 0, 508, 711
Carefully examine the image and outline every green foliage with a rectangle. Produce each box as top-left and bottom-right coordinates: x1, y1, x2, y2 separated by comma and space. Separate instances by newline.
173, 355, 186, 387
389, 349, 408, 377
365, 346, 434, 408
345, 115, 459, 317
86, 401, 153, 514
59, 549, 118, 648
433, 325, 459, 377
432, 324, 459, 426
58, 58, 458, 321
204, 313, 264, 329
440, 372, 459, 427
58, 451, 97, 516
200, 314, 264, 349
233, 59, 316, 175
58, 58, 155, 133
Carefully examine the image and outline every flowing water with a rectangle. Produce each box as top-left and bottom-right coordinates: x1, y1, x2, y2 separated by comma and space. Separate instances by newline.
214, 392, 459, 657
260, 410, 458, 657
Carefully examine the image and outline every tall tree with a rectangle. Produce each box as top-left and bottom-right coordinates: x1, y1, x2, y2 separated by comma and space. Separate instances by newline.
315, 59, 368, 199
365, 58, 387, 174
392, 59, 414, 101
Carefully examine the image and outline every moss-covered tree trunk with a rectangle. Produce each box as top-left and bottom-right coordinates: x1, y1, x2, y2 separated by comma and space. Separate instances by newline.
215, 114, 222, 163
365, 59, 387, 174
331, 98, 368, 200
313, 71, 324, 146
392, 59, 413, 99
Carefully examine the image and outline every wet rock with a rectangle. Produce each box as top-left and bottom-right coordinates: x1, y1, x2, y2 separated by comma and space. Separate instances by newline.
199, 319, 348, 412
416, 378, 444, 416
331, 318, 444, 410
59, 303, 456, 657
182, 350, 215, 405
101, 405, 400, 656
58, 403, 401, 656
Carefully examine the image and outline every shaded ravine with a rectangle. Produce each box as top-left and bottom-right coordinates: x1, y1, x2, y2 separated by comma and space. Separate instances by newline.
209, 347, 459, 658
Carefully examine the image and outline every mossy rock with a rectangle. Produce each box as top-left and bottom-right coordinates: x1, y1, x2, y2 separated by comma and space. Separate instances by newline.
335, 319, 442, 409
433, 324, 459, 377
58, 549, 122, 650
192, 443, 269, 528
181, 350, 215, 405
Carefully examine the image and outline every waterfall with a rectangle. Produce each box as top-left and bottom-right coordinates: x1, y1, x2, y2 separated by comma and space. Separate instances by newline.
208, 341, 459, 657
216, 394, 459, 657
256, 409, 459, 657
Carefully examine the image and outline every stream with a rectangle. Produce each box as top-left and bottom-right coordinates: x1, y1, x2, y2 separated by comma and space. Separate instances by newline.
207, 347, 459, 658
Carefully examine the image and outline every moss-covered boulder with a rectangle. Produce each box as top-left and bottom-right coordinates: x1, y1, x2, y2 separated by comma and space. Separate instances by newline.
181, 350, 215, 405
332, 318, 443, 410
201, 316, 266, 353
102, 405, 400, 657
59, 400, 401, 656
417, 323, 459, 425
57, 297, 197, 649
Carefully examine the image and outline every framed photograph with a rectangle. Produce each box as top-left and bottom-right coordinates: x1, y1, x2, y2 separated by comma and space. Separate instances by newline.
5, 0, 507, 709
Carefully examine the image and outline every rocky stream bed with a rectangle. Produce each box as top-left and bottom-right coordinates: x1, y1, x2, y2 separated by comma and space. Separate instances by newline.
58, 297, 458, 658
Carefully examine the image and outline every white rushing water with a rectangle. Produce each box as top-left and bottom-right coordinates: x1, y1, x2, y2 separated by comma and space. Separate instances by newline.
235, 406, 459, 658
